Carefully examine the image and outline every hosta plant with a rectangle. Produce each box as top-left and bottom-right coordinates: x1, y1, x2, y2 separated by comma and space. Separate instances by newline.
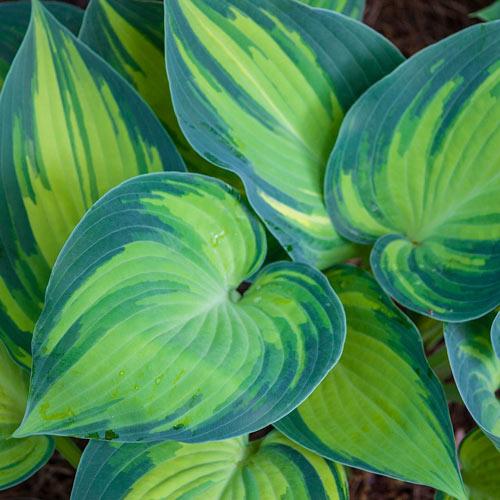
0, 0, 498, 498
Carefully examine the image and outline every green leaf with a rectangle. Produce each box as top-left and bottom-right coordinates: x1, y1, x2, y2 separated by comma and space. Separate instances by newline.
0, 0, 185, 366
325, 22, 500, 321
276, 265, 465, 498
472, 1, 500, 21
0, 340, 53, 490
0, 1, 83, 89
15, 173, 345, 443
444, 313, 500, 448
79, 0, 241, 190
459, 428, 500, 499
492, 312, 499, 358
0, 435, 54, 490
0, 338, 30, 440
300, 0, 365, 20
164, 0, 403, 269
72, 430, 348, 499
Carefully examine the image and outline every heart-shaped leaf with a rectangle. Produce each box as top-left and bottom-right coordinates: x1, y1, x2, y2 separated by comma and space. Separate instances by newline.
326, 22, 500, 321
0, 340, 53, 490
301, 0, 365, 19
72, 431, 348, 499
276, 266, 465, 498
444, 313, 500, 448
0, 0, 185, 367
15, 173, 345, 443
0, 0, 83, 89
79, 0, 241, 190
164, 0, 403, 269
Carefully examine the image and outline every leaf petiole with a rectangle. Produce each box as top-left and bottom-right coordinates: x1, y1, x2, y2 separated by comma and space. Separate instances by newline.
54, 436, 82, 469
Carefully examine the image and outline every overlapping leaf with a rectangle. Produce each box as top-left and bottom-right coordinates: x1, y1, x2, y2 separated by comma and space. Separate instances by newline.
79, 0, 241, 189
0, 0, 83, 89
0, 340, 53, 490
444, 313, 500, 448
301, 0, 365, 19
15, 173, 345, 443
458, 428, 500, 499
277, 266, 465, 498
326, 22, 500, 321
0, 0, 185, 366
492, 312, 500, 358
473, 1, 500, 21
164, 0, 403, 269
72, 431, 348, 499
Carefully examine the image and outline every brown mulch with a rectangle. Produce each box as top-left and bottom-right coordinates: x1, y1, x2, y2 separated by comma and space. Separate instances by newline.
0, 0, 492, 498
363, 0, 492, 56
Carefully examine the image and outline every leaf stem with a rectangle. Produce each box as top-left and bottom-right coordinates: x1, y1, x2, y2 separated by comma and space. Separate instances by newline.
54, 436, 82, 469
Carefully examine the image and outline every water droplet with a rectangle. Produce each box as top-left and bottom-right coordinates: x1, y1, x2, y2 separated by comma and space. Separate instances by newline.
254, 296, 262, 304
210, 230, 226, 247
155, 376, 163, 385
119, 370, 125, 377
134, 384, 140, 390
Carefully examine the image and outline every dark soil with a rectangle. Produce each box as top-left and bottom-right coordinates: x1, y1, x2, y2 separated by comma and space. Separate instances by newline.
0, 0, 491, 498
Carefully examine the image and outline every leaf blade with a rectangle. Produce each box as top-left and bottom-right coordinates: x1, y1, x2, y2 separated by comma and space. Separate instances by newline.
276, 265, 465, 498
0, 0, 185, 365
326, 22, 500, 321
0, 339, 53, 490
71, 431, 348, 500
300, 0, 365, 19
165, 0, 403, 269
16, 173, 345, 443
79, 0, 241, 189
459, 427, 500, 499
444, 313, 500, 448
0, 0, 83, 89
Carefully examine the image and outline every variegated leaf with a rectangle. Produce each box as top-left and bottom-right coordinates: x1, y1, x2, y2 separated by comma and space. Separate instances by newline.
0, 0, 83, 89
301, 0, 365, 19
326, 22, 500, 321
71, 431, 349, 499
444, 313, 500, 448
0, 339, 53, 490
15, 173, 345, 443
79, 0, 241, 189
277, 266, 465, 498
492, 312, 500, 358
164, 0, 403, 269
0, 0, 185, 367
